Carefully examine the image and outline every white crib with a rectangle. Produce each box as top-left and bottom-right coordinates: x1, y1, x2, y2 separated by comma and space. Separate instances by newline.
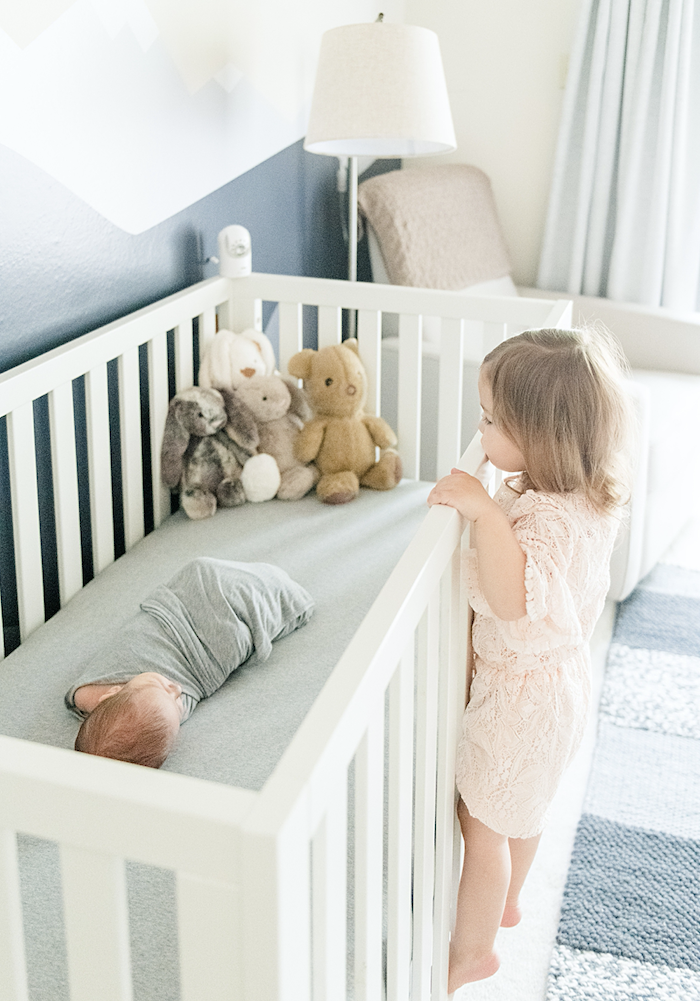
0, 273, 571, 1001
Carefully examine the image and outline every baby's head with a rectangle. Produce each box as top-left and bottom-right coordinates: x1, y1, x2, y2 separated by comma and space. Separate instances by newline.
481, 326, 633, 512
75, 672, 182, 768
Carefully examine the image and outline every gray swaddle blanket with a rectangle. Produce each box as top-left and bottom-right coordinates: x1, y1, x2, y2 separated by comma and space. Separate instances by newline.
65, 558, 314, 722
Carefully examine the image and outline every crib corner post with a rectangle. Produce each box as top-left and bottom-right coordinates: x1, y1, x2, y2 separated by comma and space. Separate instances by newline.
0, 830, 29, 1001
239, 802, 311, 1001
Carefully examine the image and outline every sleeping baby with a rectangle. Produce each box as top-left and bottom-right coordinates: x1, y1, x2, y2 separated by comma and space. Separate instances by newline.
65, 557, 314, 768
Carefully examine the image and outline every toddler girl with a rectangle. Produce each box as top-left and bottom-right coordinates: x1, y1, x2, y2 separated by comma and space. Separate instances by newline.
427, 327, 632, 991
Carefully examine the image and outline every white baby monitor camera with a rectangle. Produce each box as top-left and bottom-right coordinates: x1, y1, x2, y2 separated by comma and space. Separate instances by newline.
217, 225, 252, 278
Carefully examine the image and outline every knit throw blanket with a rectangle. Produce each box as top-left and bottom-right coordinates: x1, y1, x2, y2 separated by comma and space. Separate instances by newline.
546, 563, 700, 999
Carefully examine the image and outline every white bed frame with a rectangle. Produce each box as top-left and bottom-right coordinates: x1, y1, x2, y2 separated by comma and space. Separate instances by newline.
0, 273, 571, 1001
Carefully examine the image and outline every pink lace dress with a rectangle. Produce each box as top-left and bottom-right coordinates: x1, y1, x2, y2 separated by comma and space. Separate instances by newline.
456, 481, 619, 838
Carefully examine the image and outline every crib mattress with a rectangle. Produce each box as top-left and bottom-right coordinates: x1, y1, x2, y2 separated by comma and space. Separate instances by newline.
2, 482, 431, 1001
1, 479, 431, 789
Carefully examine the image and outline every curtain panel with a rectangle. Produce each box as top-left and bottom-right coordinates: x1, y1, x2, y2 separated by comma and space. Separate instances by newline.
538, 0, 700, 311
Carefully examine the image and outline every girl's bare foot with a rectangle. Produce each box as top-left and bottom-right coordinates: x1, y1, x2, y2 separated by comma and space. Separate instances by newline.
500, 902, 522, 927
448, 949, 500, 992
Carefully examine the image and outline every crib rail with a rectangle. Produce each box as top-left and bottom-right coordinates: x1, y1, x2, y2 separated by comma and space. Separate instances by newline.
235, 435, 502, 1001
0, 272, 570, 658
0, 734, 256, 1001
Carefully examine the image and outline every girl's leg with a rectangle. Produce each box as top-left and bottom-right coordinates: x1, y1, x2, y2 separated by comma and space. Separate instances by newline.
501, 833, 542, 927
449, 799, 510, 992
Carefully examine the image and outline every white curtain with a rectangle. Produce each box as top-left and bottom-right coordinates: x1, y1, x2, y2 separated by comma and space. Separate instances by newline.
538, 0, 700, 311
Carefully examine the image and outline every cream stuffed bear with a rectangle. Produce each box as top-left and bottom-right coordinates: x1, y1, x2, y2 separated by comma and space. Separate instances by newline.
234, 374, 320, 501
198, 328, 276, 392
287, 339, 402, 504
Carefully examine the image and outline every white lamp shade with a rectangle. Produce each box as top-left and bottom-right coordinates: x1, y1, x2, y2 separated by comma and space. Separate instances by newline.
304, 22, 457, 158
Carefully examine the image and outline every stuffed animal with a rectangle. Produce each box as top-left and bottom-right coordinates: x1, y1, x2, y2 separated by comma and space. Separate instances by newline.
160, 386, 279, 519
287, 340, 402, 504
233, 374, 320, 501
198, 328, 276, 392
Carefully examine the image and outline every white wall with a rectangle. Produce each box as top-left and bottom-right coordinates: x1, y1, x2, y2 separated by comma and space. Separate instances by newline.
0, 0, 404, 234
404, 0, 582, 286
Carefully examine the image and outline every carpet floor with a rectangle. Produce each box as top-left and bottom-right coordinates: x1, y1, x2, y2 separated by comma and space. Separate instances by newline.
546, 564, 700, 1000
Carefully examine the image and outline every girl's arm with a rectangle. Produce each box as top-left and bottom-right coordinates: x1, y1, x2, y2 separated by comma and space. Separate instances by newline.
428, 469, 526, 621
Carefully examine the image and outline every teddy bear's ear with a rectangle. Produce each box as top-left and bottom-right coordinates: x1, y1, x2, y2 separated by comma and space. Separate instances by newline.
287, 349, 316, 380
220, 389, 260, 453
160, 400, 191, 488
344, 338, 360, 356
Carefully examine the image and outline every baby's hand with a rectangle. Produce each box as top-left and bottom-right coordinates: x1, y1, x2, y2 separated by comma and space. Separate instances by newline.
428, 468, 494, 522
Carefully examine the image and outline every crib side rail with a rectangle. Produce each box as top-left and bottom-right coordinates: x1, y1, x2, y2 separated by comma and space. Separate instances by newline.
0, 734, 257, 1001
237, 433, 489, 1001
226, 272, 573, 327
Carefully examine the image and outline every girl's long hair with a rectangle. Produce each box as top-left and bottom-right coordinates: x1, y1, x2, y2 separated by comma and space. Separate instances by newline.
483, 326, 634, 513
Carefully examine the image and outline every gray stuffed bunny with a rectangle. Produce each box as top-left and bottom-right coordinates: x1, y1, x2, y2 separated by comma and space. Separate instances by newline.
233, 374, 320, 501
160, 386, 260, 519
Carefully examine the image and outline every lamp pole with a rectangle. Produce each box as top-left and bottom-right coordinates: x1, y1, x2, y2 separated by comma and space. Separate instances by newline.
348, 155, 359, 282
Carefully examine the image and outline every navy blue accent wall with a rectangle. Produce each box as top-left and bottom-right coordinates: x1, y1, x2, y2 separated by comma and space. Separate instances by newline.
0, 138, 366, 373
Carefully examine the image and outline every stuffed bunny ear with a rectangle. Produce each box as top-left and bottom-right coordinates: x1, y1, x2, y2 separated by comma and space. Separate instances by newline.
344, 338, 359, 355
283, 377, 312, 423
220, 389, 260, 453
287, 348, 316, 380
240, 328, 276, 376
160, 401, 191, 488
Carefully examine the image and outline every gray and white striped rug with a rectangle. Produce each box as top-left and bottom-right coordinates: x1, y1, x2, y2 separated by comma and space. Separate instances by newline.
546, 564, 700, 1000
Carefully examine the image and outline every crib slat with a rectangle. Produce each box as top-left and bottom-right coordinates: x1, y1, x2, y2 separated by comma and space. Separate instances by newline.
61, 845, 132, 1001
312, 784, 347, 1001
178, 873, 240, 1001
199, 307, 217, 364
0, 830, 29, 1001
175, 319, 194, 391
118, 346, 145, 551
318, 305, 342, 349
354, 703, 384, 1001
49, 382, 83, 605
279, 301, 303, 375
483, 321, 507, 356
397, 314, 422, 480
386, 642, 415, 1001
6, 402, 44, 640
85, 363, 115, 574
148, 331, 171, 528
412, 595, 440, 1001
432, 550, 470, 1000
436, 318, 465, 480
226, 295, 262, 332
357, 310, 382, 418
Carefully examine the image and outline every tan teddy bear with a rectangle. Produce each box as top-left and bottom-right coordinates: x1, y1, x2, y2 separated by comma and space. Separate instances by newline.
287, 339, 402, 504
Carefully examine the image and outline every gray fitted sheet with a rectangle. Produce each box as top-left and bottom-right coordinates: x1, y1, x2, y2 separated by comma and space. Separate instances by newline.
1, 479, 431, 790
1, 482, 431, 1001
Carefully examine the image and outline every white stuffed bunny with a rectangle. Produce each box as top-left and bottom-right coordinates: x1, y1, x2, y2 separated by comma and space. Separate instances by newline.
198, 328, 276, 392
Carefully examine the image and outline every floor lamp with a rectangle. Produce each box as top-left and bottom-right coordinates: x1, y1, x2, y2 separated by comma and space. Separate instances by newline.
304, 17, 457, 282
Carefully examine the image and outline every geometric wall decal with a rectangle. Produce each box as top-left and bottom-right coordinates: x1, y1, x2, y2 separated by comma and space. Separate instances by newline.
0, 0, 393, 233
